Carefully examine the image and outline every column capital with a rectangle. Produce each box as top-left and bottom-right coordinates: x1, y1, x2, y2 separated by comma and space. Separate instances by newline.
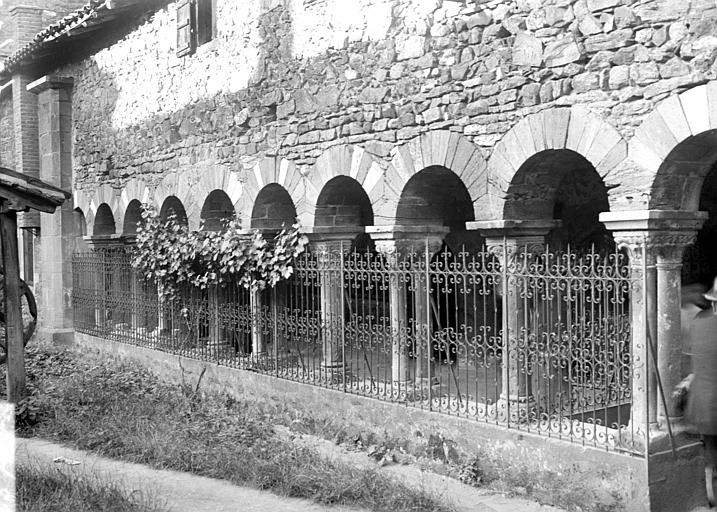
84, 234, 125, 248
303, 227, 363, 253
27, 75, 74, 95
600, 210, 707, 265
467, 219, 560, 257
366, 225, 448, 254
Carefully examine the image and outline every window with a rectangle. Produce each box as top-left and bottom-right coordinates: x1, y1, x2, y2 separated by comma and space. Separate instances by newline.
176, 0, 213, 57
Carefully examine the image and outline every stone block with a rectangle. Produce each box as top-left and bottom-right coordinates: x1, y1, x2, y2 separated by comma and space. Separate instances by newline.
572, 71, 600, 93
544, 36, 582, 67
358, 87, 389, 104
396, 35, 426, 61
587, 0, 621, 11
608, 65, 630, 89
578, 14, 603, 36
512, 32, 543, 67
630, 62, 659, 86
467, 11, 492, 28
497, 89, 517, 105
659, 57, 691, 79
466, 99, 489, 115
519, 83, 541, 106
584, 28, 634, 53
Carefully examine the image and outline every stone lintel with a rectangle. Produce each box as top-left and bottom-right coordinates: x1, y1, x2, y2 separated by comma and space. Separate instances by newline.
84, 234, 125, 247
599, 210, 708, 233
303, 226, 364, 246
466, 218, 560, 241
366, 225, 449, 253
27, 75, 74, 95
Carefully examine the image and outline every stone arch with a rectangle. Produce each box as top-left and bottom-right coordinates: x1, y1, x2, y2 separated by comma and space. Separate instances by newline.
93, 203, 116, 236
160, 196, 189, 226
630, 83, 717, 211
201, 190, 235, 231
307, 144, 383, 227
154, 172, 199, 230
117, 178, 152, 233
194, 167, 243, 221
86, 184, 119, 237
73, 207, 89, 251
239, 157, 305, 228
485, 107, 627, 220
381, 130, 486, 226
250, 184, 298, 231
396, 165, 474, 230
123, 200, 143, 236
315, 175, 374, 228
73, 189, 91, 217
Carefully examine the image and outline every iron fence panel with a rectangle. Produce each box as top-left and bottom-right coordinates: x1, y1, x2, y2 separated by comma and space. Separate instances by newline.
71, 243, 641, 455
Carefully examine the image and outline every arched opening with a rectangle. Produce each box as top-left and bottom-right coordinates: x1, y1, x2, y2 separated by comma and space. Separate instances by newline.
504, 149, 612, 253
251, 184, 297, 231
315, 176, 373, 228
201, 190, 235, 231
669, 131, 717, 288
74, 208, 89, 252
396, 165, 474, 230
159, 196, 188, 226
94, 203, 116, 236
123, 200, 143, 236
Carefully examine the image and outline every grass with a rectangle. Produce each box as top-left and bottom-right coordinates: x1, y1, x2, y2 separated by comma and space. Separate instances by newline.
5, 343, 452, 512
16, 463, 166, 512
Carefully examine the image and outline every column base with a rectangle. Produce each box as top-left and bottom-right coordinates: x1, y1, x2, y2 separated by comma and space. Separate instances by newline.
497, 394, 536, 423
37, 327, 74, 346
321, 362, 349, 384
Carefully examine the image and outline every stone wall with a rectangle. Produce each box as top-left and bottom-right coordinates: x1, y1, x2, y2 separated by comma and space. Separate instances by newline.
0, 96, 13, 168
63, 0, 717, 218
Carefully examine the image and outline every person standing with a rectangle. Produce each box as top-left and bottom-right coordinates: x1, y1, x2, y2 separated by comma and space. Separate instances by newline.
688, 278, 717, 506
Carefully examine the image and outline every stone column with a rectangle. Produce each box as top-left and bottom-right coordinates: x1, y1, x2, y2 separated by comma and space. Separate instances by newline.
250, 287, 266, 358
600, 211, 706, 431
84, 235, 124, 334
468, 219, 559, 422
27, 76, 75, 344
367, 226, 449, 390
306, 229, 362, 382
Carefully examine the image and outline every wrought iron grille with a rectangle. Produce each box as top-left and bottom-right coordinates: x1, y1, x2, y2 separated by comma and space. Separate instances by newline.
71, 243, 641, 455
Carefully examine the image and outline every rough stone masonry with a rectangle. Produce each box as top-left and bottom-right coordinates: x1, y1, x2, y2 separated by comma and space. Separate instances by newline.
60, 0, 717, 217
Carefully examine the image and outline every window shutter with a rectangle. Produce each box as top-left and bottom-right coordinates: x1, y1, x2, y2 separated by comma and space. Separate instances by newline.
176, 0, 195, 57
196, 0, 213, 46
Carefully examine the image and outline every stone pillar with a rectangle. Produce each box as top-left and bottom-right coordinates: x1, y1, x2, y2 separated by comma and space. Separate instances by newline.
306, 228, 363, 382
468, 219, 559, 422
600, 211, 706, 431
84, 235, 124, 333
11, 5, 43, 233
28, 76, 75, 343
367, 226, 449, 389
250, 287, 266, 358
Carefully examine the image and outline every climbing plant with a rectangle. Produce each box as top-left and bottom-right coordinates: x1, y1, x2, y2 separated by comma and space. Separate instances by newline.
131, 205, 308, 300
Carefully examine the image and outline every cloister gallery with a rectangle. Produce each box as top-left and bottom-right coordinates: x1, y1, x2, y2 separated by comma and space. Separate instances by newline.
4, 0, 717, 509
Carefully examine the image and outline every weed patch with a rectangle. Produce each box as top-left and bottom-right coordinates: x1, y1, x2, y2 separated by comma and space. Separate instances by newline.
6, 344, 451, 512
16, 463, 166, 512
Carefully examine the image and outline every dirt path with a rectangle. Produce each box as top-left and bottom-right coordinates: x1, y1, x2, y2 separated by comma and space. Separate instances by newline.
16, 437, 365, 512
17, 436, 566, 512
